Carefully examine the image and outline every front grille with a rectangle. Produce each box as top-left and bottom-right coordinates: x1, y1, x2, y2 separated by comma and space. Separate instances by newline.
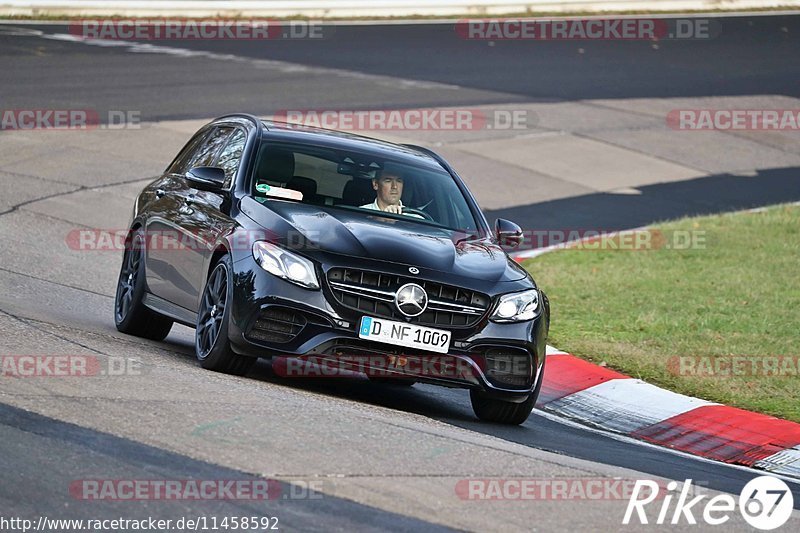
326, 267, 490, 327
247, 307, 308, 344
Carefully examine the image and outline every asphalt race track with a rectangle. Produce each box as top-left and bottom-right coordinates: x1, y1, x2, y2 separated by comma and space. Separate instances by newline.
1, 14, 800, 531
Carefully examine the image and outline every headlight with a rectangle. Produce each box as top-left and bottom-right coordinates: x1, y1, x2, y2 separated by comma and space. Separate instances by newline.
252, 241, 319, 290
490, 289, 539, 322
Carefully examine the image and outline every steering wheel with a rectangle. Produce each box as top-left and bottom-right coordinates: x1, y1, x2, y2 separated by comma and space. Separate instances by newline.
402, 207, 434, 221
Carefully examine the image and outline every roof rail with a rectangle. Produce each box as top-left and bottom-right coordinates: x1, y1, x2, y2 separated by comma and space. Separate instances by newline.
213, 113, 262, 132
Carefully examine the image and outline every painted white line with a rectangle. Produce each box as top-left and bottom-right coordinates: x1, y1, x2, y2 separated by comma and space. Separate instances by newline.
24, 29, 462, 91
534, 408, 800, 486
545, 378, 716, 434
0, 25, 43, 36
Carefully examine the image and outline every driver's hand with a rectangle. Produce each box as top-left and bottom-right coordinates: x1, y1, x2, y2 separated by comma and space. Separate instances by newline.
384, 204, 403, 214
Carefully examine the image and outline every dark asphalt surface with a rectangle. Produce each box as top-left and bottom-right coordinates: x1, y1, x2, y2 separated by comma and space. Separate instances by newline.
2, 14, 800, 528
0, 402, 454, 532
4, 15, 800, 118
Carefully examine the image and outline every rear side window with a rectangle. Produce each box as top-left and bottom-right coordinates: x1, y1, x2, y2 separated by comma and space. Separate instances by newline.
167, 128, 211, 175
216, 129, 247, 188
168, 126, 236, 176
187, 126, 234, 170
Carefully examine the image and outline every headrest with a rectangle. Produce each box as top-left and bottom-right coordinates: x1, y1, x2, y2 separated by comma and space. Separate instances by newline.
342, 178, 375, 206
257, 149, 295, 183
286, 176, 317, 198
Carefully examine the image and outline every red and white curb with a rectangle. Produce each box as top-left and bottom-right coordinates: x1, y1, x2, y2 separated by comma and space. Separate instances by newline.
537, 346, 800, 479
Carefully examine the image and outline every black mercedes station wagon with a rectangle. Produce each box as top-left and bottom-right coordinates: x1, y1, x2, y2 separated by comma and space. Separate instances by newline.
115, 114, 550, 424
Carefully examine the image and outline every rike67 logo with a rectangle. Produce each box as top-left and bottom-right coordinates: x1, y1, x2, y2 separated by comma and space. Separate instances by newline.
624, 476, 794, 530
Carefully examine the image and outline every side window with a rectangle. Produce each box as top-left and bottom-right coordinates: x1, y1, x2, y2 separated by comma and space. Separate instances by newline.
186, 126, 234, 170
215, 129, 247, 188
167, 129, 211, 175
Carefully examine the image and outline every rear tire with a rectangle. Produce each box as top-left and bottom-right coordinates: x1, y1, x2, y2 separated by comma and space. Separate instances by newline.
195, 255, 255, 376
114, 229, 173, 341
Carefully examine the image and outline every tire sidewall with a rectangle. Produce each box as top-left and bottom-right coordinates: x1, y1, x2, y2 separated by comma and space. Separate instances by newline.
471, 357, 545, 424
196, 255, 233, 366
115, 230, 147, 329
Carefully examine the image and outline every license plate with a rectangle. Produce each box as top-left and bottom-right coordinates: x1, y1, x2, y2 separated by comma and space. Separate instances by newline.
359, 316, 451, 354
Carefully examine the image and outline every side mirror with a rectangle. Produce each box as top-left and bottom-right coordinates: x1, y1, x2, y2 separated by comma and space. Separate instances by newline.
186, 166, 225, 191
495, 218, 523, 248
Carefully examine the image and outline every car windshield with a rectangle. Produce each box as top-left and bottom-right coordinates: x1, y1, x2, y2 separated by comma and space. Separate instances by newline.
250, 141, 480, 232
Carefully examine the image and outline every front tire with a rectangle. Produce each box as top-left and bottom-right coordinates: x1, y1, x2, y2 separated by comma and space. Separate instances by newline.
470, 358, 546, 425
195, 255, 255, 376
470, 390, 536, 425
114, 229, 173, 341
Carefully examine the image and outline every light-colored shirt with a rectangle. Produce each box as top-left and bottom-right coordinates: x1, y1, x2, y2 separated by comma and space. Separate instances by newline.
359, 199, 423, 218
360, 199, 390, 211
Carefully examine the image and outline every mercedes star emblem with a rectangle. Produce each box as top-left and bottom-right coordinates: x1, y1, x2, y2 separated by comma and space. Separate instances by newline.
394, 283, 428, 317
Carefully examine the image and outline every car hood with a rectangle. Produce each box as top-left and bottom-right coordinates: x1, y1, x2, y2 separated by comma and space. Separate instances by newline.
240, 197, 528, 283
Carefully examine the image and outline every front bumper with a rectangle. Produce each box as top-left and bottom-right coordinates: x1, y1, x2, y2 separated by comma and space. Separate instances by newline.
227, 256, 548, 399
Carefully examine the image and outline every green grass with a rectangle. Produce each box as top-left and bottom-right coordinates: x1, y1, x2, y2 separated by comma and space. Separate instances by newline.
524, 204, 800, 422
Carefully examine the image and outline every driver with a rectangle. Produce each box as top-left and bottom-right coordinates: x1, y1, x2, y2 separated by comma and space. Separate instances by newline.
360, 170, 422, 218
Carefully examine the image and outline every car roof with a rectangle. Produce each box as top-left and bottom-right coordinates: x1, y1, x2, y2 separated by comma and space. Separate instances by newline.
258, 119, 446, 172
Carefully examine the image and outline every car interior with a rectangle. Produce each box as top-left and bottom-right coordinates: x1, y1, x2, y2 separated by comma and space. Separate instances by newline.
252, 144, 478, 231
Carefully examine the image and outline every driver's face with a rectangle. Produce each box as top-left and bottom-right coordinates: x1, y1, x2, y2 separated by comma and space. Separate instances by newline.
373, 174, 403, 206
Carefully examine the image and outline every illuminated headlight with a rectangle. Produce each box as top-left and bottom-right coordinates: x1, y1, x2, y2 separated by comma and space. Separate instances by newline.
490, 290, 539, 322
252, 241, 319, 290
